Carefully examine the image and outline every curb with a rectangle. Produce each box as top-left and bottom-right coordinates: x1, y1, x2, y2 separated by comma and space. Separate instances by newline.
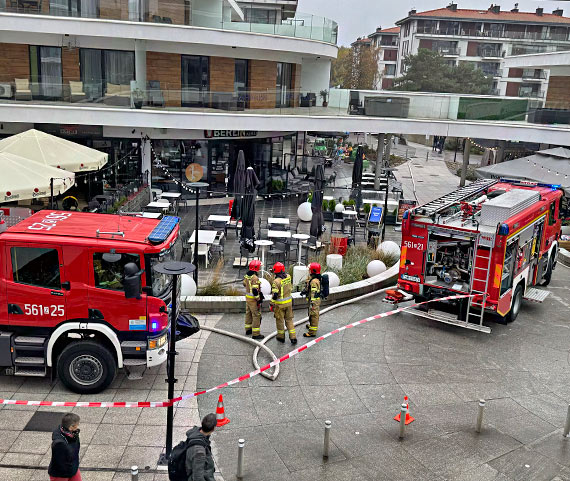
182, 263, 399, 313
559, 247, 570, 267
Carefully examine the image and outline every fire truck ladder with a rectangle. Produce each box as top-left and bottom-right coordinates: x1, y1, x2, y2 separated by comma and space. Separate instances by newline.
416, 178, 498, 216
464, 237, 493, 334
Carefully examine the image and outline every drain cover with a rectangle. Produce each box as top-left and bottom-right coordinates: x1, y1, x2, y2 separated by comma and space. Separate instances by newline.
24, 411, 67, 432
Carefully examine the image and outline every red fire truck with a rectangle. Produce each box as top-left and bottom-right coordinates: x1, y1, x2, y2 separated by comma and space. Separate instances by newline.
0, 210, 197, 393
394, 178, 563, 333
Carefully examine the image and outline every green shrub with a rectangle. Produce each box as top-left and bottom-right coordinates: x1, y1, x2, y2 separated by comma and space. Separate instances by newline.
363, 204, 371, 214
328, 199, 336, 212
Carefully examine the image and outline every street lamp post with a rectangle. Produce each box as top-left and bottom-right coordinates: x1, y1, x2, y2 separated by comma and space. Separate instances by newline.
154, 261, 195, 465
381, 168, 396, 243
189, 182, 209, 287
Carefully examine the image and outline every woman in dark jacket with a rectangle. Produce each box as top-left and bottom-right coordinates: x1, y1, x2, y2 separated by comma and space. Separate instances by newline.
48, 413, 81, 481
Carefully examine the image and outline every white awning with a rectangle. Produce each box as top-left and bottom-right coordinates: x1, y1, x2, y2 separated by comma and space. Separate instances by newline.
0, 129, 108, 173
0, 152, 75, 203
226, 0, 244, 21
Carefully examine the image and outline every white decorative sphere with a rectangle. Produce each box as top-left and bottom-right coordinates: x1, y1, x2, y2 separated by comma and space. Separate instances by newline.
367, 260, 387, 277
297, 202, 313, 222
377, 240, 400, 258
259, 278, 272, 297
335, 203, 345, 213
180, 274, 197, 297
324, 271, 340, 288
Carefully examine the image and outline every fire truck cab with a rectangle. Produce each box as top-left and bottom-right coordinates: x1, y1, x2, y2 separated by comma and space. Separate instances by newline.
397, 178, 563, 333
0, 211, 192, 393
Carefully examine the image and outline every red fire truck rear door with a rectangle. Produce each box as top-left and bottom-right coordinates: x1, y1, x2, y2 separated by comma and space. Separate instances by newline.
5, 243, 68, 327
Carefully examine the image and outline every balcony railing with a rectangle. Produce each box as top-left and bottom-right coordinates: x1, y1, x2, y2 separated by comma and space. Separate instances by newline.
522, 70, 548, 80
435, 46, 460, 56
416, 26, 570, 42
480, 69, 503, 78
478, 49, 503, 58
0, 4, 338, 44
519, 90, 545, 99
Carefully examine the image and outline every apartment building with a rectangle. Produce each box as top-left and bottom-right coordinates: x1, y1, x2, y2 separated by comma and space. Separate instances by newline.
368, 26, 399, 89
385, 3, 570, 97
0, 0, 337, 195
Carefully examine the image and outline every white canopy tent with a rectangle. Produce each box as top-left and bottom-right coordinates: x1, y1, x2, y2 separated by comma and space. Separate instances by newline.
0, 129, 108, 173
0, 152, 75, 203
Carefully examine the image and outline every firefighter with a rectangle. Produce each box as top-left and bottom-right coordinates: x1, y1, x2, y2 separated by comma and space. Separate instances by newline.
270, 262, 297, 344
302, 263, 322, 337
243, 260, 264, 340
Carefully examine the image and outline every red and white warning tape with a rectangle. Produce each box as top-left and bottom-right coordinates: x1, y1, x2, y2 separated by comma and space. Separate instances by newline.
0, 294, 472, 408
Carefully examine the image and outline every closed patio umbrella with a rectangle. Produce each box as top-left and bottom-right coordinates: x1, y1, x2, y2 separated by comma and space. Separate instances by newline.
240, 167, 260, 252
0, 129, 108, 172
352, 145, 364, 188
310, 163, 325, 238
0, 151, 75, 202
231, 150, 247, 219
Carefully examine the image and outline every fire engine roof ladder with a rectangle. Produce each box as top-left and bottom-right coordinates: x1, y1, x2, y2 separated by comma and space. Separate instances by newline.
416, 179, 498, 216
464, 235, 493, 334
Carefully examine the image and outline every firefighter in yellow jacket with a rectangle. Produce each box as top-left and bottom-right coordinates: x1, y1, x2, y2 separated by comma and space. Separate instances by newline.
270, 262, 297, 344
243, 260, 264, 340
303, 262, 322, 337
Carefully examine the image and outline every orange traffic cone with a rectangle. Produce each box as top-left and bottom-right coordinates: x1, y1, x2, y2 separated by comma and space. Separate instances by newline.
393, 396, 415, 425
216, 394, 230, 427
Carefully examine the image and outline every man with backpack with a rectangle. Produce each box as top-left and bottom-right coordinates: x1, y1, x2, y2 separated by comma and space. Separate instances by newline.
168, 413, 217, 481
302, 263, 328, 337
48, 413, 81, 481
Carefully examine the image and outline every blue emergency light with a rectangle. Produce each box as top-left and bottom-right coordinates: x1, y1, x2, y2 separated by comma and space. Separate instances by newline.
148, 216, 179, 244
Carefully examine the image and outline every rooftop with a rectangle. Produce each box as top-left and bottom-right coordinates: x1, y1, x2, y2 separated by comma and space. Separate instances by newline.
368, 26, 401, 37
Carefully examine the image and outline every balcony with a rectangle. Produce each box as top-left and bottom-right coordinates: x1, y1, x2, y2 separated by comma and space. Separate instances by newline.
0, 2, 338, 44
522, 70, 547, 81
435, 47, 460, 56
519, 89, 545, 99
480, 69, 503, 78
478, 48, 502, 59
416, 26, 570, 42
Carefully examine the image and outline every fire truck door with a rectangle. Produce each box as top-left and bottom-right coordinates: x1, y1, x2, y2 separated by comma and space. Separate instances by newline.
87, 250, 147, 332
5, 243, 68, 327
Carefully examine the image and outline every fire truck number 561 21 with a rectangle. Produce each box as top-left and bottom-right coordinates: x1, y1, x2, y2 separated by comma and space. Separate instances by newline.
24, 304, 65, 316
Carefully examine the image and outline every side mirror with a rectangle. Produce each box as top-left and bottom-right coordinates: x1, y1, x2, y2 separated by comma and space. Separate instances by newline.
124, 262, 143, 299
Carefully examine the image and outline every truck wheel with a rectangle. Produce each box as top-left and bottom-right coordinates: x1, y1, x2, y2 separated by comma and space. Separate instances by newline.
57, 341, 117, 394
506, 284, 524, 323
542, 255, 554, 287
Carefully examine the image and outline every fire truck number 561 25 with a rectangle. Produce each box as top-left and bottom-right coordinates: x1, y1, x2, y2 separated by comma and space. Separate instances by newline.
24, 304, 65, 316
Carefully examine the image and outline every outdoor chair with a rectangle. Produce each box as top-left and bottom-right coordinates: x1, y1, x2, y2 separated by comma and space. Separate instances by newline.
269, 240, 289, 263
14, 78, 32, 100
181, 231, 192, 258
191, 243, 210, 268
211, 235, 225, 262
343, 217, 356, 237
302, 236, 323, 263
238, 246, 255, 275
68, 81, 86, 103
147, 80, 165, 107
210, 220, 228, 237
228, 218, 241, 237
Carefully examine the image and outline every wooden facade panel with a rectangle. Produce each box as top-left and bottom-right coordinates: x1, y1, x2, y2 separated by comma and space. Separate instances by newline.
158, 0, 185, 23
210, 57, 235, 93
508, 68, 524, 78
0, 43, 30, 83
249, 59, 277, 109
466, 41, 479, 57
62, 49, 80, 82
505, 82, 520, 97
99, 0, 123, 19
546, 76, 570, 109
146, 51, 181, 106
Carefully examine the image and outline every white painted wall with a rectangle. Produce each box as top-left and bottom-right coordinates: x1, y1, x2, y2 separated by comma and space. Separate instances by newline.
300, 58, 331, 99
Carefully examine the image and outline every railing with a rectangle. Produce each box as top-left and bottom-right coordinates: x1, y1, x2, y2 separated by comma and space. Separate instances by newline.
480, 69, 503, 78
478, 48, 502, 58
519, 90, 545, 99
0, 4, 338, 44
435, 47, 460, 56
416, 26, 570, 42
522, 70, 548, 80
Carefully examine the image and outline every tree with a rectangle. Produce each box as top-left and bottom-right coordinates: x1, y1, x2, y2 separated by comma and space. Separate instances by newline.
331, 46, 352, 89
392, 49, 493, 95
330, 44, 380, 90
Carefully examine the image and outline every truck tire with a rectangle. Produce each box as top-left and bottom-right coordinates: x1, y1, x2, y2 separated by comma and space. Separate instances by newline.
505, 284, 524, 323
542, 254, 554, 287
57, 341, 117, 394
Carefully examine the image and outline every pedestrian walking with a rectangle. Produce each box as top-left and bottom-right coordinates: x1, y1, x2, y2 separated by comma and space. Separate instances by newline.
243, 259, 264, 339
302, 263, 322, 337
168, 413, 217, 481
270, 262, 296, 344
438, 136, 446, 154
48, 413, 81, 481
432, 136, 439, 151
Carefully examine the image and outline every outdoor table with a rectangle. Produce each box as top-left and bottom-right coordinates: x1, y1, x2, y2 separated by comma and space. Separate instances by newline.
158, 192, 181, 214
208, 215, 231, 223
268, 217, 289, 226
323, 195, 334, 201
142, 212, 162, 219
342, 210, 358, 216
268, 230, 292, 239
254, 239, 273, 270
292, 233, 310, 265
189, 230, 218, 245
145, 201, 170, 214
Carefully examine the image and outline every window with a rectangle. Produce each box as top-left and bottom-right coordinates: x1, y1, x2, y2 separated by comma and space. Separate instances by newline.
182, 55, 209, 107
93, 252, 140, 291
11, 247, 61, 289
548, 201, 557, 226
30, 46, 63, 99
79, 49, 134, 100
501, 241, 517, 295
243, 7, 277, 24
276, 62, 292, 108
234, 59, 249, 102
385, 64, 396, 76
50, 0, 99, 17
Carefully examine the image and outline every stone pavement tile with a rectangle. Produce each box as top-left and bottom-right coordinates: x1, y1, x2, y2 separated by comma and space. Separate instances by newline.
250, 386, 312, 425
75, 422, 99, 445
549, 382, 570, 403
0, 409, 35, 430
341, 338, 384, 363
174, 392, 198, 409
295, 359, 350, 386
0, 467, 32, 481
511, 393, 569, 427
302, 384, 369, 419
137, 406, 168, 426
0, 429, 21, 453
101, 407, 142, 425
485, 370, 551, 397
118, 446, 163, 470
175, 348, 197, 362
351, 446, 443, 481
287, 337, 343, 361
201, 333, 256, 357
15, 378, 52, 394
91, 423, 135, 446
399, 383, 464, 407
484, 398, 556, 444
128, 425, 187, 448
1, 452, 43, 466
249, 360, 299, 388
448, 382, 507, 402
529, 429, 570, 467
447, 463, 510, 481
388, 364, 445, 385
411, 401, 481, 433
173, 407, 201, 427
112, 472, 155, 481
72, 407, 108, 424
436, 366, 494, 384
262, 420, 345, 472
10, 431, 52, 455
288, 461, 373, 481
341, 325, 386, 346
196, 354, 252, 390
81, 444, 126, 469
197, 388, 260, 430
182, 375, 198, 392
489, 445, 570, 481
119, 375, 158, 390
343, 362, 396, 385
178, 337, 199, 351
78, 471, 115, 481
352, 384, 409, 415
406, 429, 521, 478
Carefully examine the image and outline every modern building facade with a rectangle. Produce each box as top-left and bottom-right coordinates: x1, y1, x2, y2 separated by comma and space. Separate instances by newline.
357, 3, 570, 96
367, 26, 399, 90
0, 0, 338, 195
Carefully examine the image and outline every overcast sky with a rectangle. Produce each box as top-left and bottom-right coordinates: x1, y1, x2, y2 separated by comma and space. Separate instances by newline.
297, 0, 567, 46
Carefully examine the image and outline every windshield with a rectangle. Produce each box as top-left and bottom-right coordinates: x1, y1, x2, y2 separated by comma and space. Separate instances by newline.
147, 246, 176, 298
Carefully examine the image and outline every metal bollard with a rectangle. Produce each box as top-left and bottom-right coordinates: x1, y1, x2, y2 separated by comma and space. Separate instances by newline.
564, 404, 570, 438
399, 403, 407, 439
323, 420, 332, 459
476, 399, 486, 433
237, 439, 245, 479
426, 152, 429, 163
131, 466, 138, 481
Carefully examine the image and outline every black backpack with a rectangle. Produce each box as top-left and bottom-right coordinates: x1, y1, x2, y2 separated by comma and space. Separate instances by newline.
320, 274, 329, 299
168, 436, 208, 481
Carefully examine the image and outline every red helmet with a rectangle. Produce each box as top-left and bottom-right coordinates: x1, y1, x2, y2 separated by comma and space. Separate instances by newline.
249, 260, 262, 272
273, 262, 285, 274
309, 262, 321, 275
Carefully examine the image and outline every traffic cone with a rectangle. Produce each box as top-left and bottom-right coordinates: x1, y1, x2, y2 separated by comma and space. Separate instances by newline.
216, 394, 230, 427
393, 396, 415, 425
